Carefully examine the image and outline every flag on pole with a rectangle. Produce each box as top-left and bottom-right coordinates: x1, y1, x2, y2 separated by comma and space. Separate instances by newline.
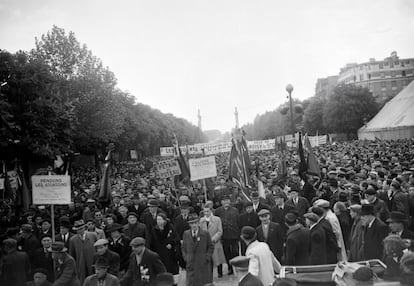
173, 134, 190, 186
229, 129, 251, 201
304, 134, 321, 177
16, 166, 31, 210
298, 132, 307, 178
99, 143, 115, 204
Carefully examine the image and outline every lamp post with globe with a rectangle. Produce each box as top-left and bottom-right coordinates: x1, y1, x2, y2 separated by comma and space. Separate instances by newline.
286, 84, 295, 139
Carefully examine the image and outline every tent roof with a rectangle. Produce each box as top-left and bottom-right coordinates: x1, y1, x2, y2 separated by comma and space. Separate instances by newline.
360, 80, 414, 131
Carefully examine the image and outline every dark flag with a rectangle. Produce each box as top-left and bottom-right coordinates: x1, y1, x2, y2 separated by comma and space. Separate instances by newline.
173, 135, 190, 186
229, 129, 251, 201
17, 166, 31, 210
1, 162, 13, 200
298, 132, 307, 178
304, 134, 321, 177
99, 143, 115, 204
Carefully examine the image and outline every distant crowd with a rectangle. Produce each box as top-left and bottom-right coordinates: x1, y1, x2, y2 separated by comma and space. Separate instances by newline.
0, 139, 414, 286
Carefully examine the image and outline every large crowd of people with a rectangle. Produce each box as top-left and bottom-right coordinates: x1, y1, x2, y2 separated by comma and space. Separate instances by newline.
0, 139, 414, 286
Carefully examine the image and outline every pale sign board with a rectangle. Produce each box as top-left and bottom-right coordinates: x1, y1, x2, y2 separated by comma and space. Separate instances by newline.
32, 175, 71, 205
189, 156, 217, 181
155, 159, 181, 179
0, 178, 4, 190
130, 150, 138, 160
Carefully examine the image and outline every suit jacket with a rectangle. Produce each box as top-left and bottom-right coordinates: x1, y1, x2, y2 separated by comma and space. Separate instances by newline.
55, 233, 74, 249
256, 222, 283, 261
363, 218, 389, 260
128, 204, 145, 219
239, 272, 264, 286
309, 223, 327, 265
140, 209, 164, 231
285, 224, 310, 266
123, 222, 148, 241
371, 198, 390, 223
270, 204, 296, 239
286, 197, 309, 218
318, 218, 339, 264
252, 202, 269, 214
53, 253, 81, 286
386, 190, 410, 217
83, 273, 120, 286
214, 206, 240, 240
120, 248, 166, 286
93, 249, 120, 277
173, 214, 190, 240
109, 235, 131, 271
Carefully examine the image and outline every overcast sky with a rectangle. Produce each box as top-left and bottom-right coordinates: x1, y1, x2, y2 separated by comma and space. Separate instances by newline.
1, 0, 414, 132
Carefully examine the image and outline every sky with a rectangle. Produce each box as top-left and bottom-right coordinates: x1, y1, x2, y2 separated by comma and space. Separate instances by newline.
1, 0, 414, 133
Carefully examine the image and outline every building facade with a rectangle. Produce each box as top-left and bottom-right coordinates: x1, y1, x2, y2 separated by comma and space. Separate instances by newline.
338, 51, 414, 104
315, 75, 338, 99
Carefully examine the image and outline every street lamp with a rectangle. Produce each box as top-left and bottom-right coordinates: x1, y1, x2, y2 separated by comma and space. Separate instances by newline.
286, 84, 295, 139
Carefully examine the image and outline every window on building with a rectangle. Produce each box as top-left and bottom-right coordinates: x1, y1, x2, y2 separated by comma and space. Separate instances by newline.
391, 81, 396, 87
402, 71, 406, 77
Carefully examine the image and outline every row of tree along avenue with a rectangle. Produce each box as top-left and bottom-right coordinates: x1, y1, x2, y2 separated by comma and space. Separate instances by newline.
0, 26, 206, 163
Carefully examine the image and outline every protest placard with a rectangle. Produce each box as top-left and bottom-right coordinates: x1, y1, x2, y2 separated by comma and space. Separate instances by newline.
189, 156, 217, 181
155, 159, 182, 179
32, 175, 71, 205
130, 150, 138, 160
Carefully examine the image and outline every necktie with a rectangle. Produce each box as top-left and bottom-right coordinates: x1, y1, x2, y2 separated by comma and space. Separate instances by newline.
192, 232, 197, 241
206, 221, 210, 228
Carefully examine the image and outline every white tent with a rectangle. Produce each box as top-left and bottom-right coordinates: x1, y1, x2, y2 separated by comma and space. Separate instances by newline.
358, 80, 414, 140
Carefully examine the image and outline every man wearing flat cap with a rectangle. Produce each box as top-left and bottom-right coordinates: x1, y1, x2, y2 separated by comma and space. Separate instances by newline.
256, 208, 283, 262
182, 213, 214, 286
84, 257, 120, 286
69, 219, 98, 284
229, 256, 263, 286
241, 226, 281, 286
93, 238, 121, 277
121, 237, 166, 286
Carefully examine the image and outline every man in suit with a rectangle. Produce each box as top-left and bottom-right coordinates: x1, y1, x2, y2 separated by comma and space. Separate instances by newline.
286, 188, 309, 221
140, 199, 164, 232
285, 212, 310, 266
17, 223, 40, 262
270, 192, 295, 240
128, 193, 145, 218
120, 237, 166, 286
385, 180, 410, 218
364, 187, 390, 223
69, 219, 98, 284
229, 256, 263, 286
49, 241, 81, 286
250, 192, 269, 214
93, 239, 121, 277
360, 204, 389, 260
55, 218, 74, 249
84, 257, 120, 286
387, 211, 414, 251
238, 202, 260, 256
214, 195, 240, 275
2, 238, 30, 286
31, 234, 55, 282
304, 213, 327, 265
108, 223, 131, 273
182, 213, 214, 286
123, 212, 148, 241
256, 209, 283, 262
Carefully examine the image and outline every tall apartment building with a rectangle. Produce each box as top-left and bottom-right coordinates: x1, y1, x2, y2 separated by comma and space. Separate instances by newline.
338, 51, 414, 103
315, 75, 338, 98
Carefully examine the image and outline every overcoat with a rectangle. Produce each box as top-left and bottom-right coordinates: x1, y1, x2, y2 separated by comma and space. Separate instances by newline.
68, 232, 97, 283
199, 215, 227, 267
182, 228, 214, 286
53, 253, 81, 286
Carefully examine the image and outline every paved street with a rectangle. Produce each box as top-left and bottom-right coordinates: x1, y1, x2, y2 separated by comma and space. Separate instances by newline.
177, 265, 238, 286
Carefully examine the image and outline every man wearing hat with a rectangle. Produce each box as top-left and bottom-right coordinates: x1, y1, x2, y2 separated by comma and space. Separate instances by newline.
388, 211, 414, 251
121, 237, 166, 286
87, 218, 106, 240
214, 195, 240, 275
241, 226, 280, 286
55, 217, 74, 249
2, 238, 30, 286
304, 212, 327, 265
31, 234, 55, 282
17, 223, 41, 263
69, 219, 98, 284
182, 213, 214, 286
93, 239, 121, 277
270, 192, 295, 240
229, 256, 263, 286
256, 208, 283, 262
128, 193, 145, 218
250, 191, 268, 214
385, 180, 409, 218
285, 212, 310, 266
83, 257, 120, 286
360, 204, 388, 260
49, 241, 80, 286
123, 211, 148, 241
364, 187, 389, 223
238, 201, 260, 235
140, 199, 163, 232
107, 223, 131, 273
286, 188, 309, 220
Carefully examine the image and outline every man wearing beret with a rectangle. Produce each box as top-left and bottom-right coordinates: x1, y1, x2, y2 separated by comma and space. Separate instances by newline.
121, 237, 166, 286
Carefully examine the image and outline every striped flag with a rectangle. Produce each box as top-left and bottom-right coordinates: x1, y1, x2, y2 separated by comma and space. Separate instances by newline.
229, 129, 251, 201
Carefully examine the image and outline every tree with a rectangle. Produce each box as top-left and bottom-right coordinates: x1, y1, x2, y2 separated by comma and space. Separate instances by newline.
303, 96, 328, 135
323, 84, 378, 138
0, 50, 75, 159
